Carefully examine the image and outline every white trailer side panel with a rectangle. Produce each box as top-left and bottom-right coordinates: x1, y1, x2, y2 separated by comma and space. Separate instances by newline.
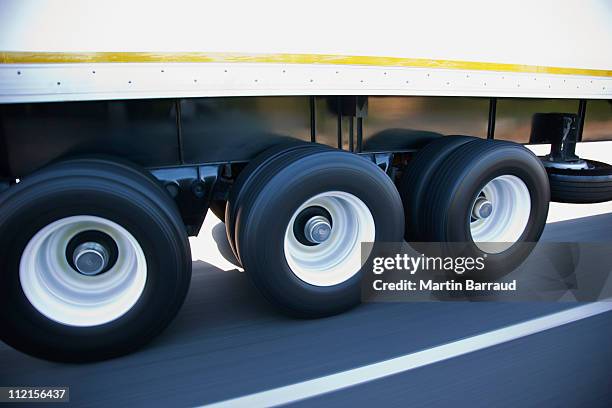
0, 0, 610, 102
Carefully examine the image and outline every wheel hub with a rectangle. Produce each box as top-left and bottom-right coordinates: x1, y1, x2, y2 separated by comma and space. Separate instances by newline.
304, 215, 332, 244
472, 197, 493, 220
284, 191, 376, 287
469, 175, 531, 254
20, 215, 147, 327
73, 241, 110, 276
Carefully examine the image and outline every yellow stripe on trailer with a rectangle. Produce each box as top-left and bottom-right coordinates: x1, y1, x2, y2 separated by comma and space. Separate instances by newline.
1, 52, 611, 78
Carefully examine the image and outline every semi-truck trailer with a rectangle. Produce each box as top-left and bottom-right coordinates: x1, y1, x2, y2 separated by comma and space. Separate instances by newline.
0, 0, 611, 361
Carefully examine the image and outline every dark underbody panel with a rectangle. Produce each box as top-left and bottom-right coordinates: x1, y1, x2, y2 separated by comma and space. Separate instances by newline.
0, 96, 610, 179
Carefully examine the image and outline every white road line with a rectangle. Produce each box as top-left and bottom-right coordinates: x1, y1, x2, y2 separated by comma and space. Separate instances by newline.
202, 301, 612, 408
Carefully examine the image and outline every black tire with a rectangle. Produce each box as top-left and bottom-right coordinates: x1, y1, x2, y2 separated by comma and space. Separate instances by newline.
225, 142, 332, 263
420, 139, 550, 279
545, 160, 612, 203
234, 149, 404, 317
209, 200, 227, 222
0, 158, 192, 362
398, 135, 478, 242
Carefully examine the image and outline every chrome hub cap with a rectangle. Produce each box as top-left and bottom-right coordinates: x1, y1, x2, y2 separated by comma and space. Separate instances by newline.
472, 197, 493, 220
73, 241, 110, 276
304, 215, 332, 244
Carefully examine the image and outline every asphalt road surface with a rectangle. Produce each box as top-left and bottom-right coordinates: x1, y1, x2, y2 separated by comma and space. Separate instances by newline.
1, 213, 612, 407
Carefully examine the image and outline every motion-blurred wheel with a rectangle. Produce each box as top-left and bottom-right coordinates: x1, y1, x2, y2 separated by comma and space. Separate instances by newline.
225, 142, 332, 263
0, 158, 192, 362
398, 135, 477, 242
233, 148, 404, 317
419, 139, 550, 278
